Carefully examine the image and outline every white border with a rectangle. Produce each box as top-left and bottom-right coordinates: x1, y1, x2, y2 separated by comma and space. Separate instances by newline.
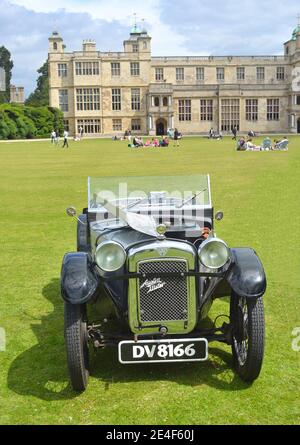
118, 338, 208, 364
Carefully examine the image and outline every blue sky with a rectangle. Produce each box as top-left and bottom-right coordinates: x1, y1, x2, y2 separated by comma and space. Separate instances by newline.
0, 0, 299, 96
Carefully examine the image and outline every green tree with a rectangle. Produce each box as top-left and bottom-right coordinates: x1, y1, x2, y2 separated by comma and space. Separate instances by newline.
0, 46, 14, 104
25, 60, 49, 107
0, 103, 64, 140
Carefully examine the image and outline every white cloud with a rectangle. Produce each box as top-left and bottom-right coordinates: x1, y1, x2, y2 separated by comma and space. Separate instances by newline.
10, 0, 160, 23
9, 0, 188, 55
3, 0, 300, 96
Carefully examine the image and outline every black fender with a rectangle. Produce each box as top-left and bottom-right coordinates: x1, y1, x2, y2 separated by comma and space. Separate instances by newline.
77, 214, 89, 252
61, 252, 100, 304
226, 248, 266, 298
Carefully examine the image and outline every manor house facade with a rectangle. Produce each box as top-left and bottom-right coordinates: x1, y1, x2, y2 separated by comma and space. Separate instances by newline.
48, 23, 300, 136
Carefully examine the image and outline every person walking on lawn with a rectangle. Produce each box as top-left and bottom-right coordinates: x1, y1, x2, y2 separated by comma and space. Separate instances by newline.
63, 130, 69, 148
232, 125, 238, 140
173, 128, 180, 147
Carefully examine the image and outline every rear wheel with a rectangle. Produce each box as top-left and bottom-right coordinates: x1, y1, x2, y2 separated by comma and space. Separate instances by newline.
64, 302, 89, 392
230, 292, 265, 382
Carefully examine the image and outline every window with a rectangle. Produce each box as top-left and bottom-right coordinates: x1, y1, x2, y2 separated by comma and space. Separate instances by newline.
131, 88, 140, 111
131, 119, 141, 131
267, 99, 279, 121
257, 67, 265, 81
196, 67, 204, 82
111, 62, 120, 77
53, 42, 57, 51
143, 41, 147, 49
200, 99, 213, 121
178, 99, 191, 121
75, 62, 99, 75
63, 119, 69, 132
130, 62, 140, 76
59, 89, 68, 112
176, 67, 184, 81
112, 119, 122, 131
58, 63, 67, 77
76, 88, 100, 111
237, 67, 245, 81
112, 88, 121, 111
154, 97, 160, 107
132, 43, 139, 53
245, 99, 258, 121
163, 97, 168, 107
155, 67, 164, 81
216, 67, 225, 81
277, 67, 285, 81
221, 99, 240, 131
286, 46, 289, 55
77, 119, 101, 134
297, 95, 300, 105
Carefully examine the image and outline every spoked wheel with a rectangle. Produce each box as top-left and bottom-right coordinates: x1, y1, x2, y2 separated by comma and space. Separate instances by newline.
230, 292, 265, 382
64, 302, 90, 392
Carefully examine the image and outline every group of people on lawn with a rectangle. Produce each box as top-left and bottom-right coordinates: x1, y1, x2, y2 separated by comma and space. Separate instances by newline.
121, 127, 181, 148
237, 135, 289, 151
130, 136, 171, 148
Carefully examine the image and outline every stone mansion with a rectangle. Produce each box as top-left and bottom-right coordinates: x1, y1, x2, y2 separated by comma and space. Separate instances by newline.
48, 23, 300, 136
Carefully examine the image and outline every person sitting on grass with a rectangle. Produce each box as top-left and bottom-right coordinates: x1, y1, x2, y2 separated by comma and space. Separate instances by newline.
274, 136, 289, 151
237, 136, 246, 151
261, 137, 272, 151
133, 136, 144, 147
144, 139, 152, 147
162, 136, 169, 147
152, 138, 160, 147
159, 137, 169, 147
245, 138, 261, 151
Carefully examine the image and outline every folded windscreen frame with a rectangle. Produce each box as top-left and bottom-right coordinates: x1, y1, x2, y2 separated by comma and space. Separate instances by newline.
0, 67, 5, 91
87, 175, 213, 237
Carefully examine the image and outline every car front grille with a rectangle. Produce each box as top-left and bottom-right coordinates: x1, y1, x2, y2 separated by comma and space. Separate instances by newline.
138, 260, 188, 323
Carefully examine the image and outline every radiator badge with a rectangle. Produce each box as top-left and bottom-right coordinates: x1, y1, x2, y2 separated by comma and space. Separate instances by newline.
157, 247, 168, 257
140, 278, 166, 294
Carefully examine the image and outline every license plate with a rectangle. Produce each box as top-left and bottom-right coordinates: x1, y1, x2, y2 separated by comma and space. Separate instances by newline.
118, 338, 208, 364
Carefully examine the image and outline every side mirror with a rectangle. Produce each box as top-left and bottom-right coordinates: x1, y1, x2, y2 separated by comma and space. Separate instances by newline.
66, 207, 77, 218
215, 211, 224, 221
66, 206, 87, 225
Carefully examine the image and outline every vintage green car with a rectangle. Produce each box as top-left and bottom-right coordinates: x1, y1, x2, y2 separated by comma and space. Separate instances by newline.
61, 175, 266, 391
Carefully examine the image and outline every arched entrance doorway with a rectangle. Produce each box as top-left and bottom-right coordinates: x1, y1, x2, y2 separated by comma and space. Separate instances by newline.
156, 118, 167, 136
297, 118, 300, 134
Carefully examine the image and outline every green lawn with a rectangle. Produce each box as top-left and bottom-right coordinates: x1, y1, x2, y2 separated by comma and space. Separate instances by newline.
0, 136, 299, 425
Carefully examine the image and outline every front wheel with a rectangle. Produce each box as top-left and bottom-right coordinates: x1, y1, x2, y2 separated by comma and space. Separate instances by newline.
230, 292, 265, 382
64, 302, 89, 392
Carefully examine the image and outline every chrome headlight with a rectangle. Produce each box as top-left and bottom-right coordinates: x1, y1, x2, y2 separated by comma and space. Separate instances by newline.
95, 241, 126, 272
198, 237, 230, 269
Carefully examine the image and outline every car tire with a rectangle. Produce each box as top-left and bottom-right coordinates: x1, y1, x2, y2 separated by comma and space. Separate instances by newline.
230, 292, 265, 382
64, 302, 89, 392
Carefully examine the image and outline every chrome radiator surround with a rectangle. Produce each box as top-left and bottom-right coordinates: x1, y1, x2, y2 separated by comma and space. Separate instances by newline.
127, 240, 197, 334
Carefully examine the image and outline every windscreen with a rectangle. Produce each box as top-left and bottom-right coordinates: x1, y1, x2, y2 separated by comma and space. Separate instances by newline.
88, 175, 212, 236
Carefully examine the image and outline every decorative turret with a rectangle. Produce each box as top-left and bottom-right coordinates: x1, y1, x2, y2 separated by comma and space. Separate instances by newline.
130, 24, 142, 36
292, 25, 300, 40
124, 15, 151, 54
296, 28, 300, 51
48, 31, 64, 53
82, 39, 97, 52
